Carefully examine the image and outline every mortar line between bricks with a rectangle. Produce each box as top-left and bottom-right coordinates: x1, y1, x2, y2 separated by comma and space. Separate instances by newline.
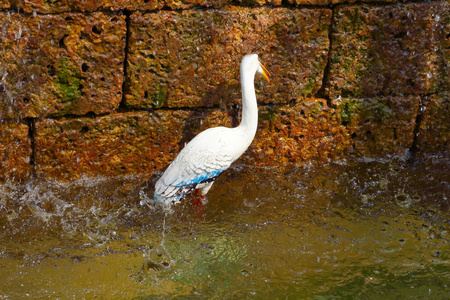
315, 5, 334, 106
407, 94, 426, 163
24, 117, 36, 178
3, 91, 442, 123
118, 9, 132, 111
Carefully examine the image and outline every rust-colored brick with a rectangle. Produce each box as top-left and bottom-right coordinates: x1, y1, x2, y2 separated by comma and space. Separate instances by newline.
126, 7, 331, 109
338, 96, 420, 158
284, 0, 398, 5
416, 92, 450, 155
0, 122, 31, 182
34, 110, 234, 180
243, 98, 350, 166
0, 0, 9, 9
0, 12, 125, 119
327, 2, 449, 99
16, 0, 230, 13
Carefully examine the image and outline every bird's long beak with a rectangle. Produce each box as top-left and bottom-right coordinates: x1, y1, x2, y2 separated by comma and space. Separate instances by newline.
260, 61, 271, 83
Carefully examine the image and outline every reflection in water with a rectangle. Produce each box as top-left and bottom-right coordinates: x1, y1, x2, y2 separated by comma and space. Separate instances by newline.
0, 155, 449, 298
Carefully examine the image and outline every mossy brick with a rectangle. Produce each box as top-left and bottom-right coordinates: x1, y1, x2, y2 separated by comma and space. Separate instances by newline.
126, 7, 331, 109
241, 98, 350, 167
16, 0, 230, 13
0, 12, 125, 119
327, 2, 450, 99
34, 110, 233, 180
0, 122, 31, 182
338, 95, 420, 158
416, 92, 450, 156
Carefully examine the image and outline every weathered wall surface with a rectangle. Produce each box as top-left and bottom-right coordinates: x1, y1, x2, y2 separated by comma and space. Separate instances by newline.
0, 12, 126, 119
0, 0, 448, 181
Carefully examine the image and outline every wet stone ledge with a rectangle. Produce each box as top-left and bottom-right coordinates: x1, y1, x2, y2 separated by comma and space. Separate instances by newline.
0, 122, 31, 182
0, 12, 126, 119
125, 7, 331, 109
326, 1, 450, 99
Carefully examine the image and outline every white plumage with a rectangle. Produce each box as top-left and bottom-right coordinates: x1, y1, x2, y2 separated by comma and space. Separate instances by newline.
154, 54, 270, 205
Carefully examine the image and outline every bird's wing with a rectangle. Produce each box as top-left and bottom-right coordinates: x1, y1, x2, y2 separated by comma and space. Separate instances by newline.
155, 151, 233, 199
154, 132, 235, 200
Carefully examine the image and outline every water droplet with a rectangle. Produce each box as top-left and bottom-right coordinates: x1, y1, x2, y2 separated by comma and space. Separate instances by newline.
379, 178, 388, 190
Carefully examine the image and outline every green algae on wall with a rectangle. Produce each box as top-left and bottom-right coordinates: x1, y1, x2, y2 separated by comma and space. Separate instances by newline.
54, 58, 82, 104
340, 98, 357, 125
338, 96, 420, 158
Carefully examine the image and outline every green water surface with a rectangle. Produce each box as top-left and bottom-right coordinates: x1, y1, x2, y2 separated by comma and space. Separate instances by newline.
0, 156, 448, 299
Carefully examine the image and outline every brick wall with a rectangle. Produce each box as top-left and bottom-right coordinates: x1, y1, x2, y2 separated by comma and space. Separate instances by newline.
0, 0, 448, 181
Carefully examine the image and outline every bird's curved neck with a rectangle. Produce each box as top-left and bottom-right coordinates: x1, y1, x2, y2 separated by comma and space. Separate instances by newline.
238, 67, 258, 137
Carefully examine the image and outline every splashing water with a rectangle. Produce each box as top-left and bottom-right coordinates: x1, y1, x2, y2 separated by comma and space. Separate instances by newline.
0, 155, 449, 298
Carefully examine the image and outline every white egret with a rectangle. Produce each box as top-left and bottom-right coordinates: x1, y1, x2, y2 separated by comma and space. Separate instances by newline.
154, 54, 270, 205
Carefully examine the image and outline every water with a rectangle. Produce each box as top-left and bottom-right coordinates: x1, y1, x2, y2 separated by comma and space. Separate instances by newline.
0, 155, 449, 298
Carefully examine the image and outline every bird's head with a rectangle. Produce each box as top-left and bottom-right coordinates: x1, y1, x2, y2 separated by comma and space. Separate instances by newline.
242, 54, 271, 83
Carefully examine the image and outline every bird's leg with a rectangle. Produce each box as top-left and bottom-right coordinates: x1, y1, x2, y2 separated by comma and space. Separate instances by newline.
192, 189, 203, 207
192, 189, 205, 215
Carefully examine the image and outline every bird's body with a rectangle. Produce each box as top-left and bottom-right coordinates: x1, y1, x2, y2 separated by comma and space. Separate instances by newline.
154, 54, 270, 205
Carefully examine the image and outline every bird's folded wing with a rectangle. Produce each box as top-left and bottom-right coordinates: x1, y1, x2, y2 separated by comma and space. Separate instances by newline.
155, 151, 234, 198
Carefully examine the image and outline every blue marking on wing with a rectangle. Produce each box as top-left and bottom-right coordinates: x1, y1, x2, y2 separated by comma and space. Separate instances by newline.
175, 169, 222, 187
153, 169, 224, 205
